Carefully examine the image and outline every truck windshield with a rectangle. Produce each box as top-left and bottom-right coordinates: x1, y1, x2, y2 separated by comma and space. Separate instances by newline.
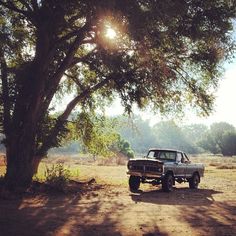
147, 150, 176, 162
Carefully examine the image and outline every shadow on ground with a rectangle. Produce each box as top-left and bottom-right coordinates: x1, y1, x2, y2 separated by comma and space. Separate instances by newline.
130, 187, 222, 206
0, 184, 168, 236
0, 184, 235, 236
180, 201, 236, 236
0, 185, 125, 236
130, 187, 236, 236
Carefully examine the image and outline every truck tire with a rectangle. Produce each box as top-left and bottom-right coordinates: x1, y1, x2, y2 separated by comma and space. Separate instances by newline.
189, 172, 200, 189
129, 176, 140, 192
162, 173, 174, 192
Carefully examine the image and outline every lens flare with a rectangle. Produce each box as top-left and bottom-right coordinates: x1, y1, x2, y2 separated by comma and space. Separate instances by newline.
105, 27, 117, 39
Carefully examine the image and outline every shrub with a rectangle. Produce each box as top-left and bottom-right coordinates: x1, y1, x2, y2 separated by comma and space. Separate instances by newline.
44, 164, 71, 191
126, 149, 134, 159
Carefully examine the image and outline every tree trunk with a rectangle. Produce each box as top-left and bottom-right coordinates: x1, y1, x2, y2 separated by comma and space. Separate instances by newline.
4, 127, 42, 192
5, 152, 42, 192
32, 157, 41, 175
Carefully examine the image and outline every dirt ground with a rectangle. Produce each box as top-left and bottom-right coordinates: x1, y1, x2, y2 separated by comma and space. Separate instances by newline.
0, 164, 236, 236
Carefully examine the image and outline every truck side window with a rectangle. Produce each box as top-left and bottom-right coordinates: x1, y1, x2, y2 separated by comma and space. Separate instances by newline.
182, 153, 189, 163
176, 152, 182, 163
183, 153, 190, 163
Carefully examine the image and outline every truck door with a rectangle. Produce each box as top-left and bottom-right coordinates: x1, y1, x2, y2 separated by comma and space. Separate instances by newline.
175, 152, 186, 177
182, 153, 192, 178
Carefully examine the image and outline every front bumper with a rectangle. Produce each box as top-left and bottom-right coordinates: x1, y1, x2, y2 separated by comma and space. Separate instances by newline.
127, 170, 163, 178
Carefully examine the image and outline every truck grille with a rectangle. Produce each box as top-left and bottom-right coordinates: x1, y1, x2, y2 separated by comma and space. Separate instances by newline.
128, 160, 163, 174
132, 165, 144, 171
146, 166, 160, 172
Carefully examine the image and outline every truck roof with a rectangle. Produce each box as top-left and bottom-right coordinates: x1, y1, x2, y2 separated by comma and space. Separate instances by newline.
148, 148, 184, 153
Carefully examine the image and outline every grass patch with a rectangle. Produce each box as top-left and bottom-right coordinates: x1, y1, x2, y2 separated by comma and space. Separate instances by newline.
34, 162, 80, 181
209, 162, 221, 167
216, 165, 236, 170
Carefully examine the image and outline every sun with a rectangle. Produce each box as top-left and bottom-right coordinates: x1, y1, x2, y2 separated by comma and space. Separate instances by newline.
105, 27, 117, 39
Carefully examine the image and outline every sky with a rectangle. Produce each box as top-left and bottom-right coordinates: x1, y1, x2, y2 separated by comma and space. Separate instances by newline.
105, 22, 236, 127
105, 59, 236, 127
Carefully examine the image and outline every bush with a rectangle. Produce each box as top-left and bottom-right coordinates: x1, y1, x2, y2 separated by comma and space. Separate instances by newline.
126, 149, 134, 159
44, 164, 71, 191
117, 137, 135, 159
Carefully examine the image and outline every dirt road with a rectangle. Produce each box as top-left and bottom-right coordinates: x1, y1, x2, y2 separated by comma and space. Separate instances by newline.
0, 165, 236, 236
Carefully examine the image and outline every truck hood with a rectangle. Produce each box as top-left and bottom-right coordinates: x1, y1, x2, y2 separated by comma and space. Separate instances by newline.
128, 158, 164, 165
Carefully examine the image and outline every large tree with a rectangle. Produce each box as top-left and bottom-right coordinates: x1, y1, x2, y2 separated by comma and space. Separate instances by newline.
0, 0, 235, 191
199, 122, 236, 155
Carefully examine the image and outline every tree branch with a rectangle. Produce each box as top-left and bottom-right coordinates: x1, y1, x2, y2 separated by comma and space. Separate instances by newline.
69, 46, 97, 68
64, 73, 86, 91
31, 0, 39, 10
18, 0, 33, 12
42, 22, 92, 113
0, 0, 31, 18
37, 75, 113, 155
49, 22, 91, 86
57, 22, 95, 43
60, 76, 112, 121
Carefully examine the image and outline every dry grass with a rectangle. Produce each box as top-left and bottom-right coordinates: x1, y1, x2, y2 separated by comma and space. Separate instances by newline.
1, 154, 236, 183
216, 164, 236, 169
0, 153, 6, 177
1, 153, 236, 236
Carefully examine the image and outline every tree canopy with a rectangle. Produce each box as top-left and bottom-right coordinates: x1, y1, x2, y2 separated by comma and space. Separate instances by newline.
199, 122, 236, 156
0, 0, 236, 190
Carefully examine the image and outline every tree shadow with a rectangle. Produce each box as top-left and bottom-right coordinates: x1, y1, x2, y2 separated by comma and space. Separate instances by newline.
1, 183, 233, 236
179, 201, 236, 235
129, 186, 236, 235
130, 187, 222, 206
0, 184, 168, 236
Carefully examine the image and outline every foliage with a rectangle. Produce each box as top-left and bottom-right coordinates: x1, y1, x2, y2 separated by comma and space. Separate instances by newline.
199, 132, 220, 154
74, 112, 120, 158
44, 164, 71, 191
117, 115, 157, 153
199, 122, 236, 156
153, 120, 190, 151
0, 1, 235, 152
0, 0, 236, 188
182, 124, 208, 147
115, 135, 134, 159
116, 116, 203, 154
114, 116, 236, 155
221, 131, 236, 156
50, 141, 81, 155
48, 115, 236, 157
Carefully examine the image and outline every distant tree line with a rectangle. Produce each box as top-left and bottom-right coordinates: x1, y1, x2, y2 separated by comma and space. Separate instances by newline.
199, 122, 236, 156
116, 116, 236, 156
1, 115, 235, 157
47, 115, 236, 157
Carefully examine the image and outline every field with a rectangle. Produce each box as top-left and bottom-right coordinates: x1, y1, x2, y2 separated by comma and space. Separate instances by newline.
0, 155, 236, 236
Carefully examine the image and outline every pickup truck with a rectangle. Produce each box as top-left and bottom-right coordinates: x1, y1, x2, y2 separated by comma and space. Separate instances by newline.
127, 148, 204, 192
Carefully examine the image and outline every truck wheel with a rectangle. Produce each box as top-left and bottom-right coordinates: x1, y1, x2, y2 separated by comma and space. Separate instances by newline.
189, 173, 200, 189
162, 173, 174, 192
129, 176, 140, 192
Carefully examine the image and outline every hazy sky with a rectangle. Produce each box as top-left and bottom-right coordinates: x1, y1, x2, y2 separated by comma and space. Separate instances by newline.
56, 58, 236, 127
105, 59, 236, 127
105, 23, 236, 127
